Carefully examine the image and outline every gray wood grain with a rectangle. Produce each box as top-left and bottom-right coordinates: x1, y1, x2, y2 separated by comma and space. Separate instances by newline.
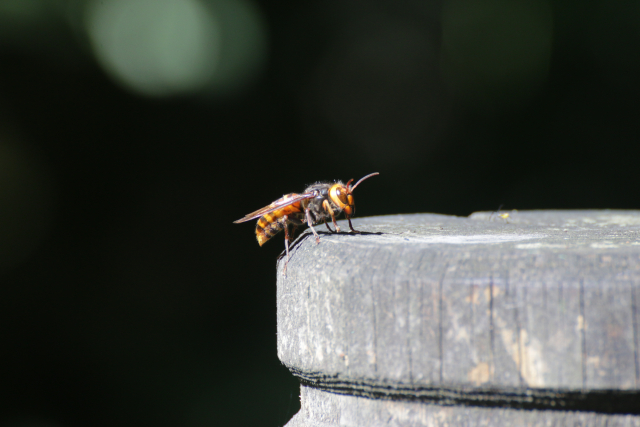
277, 211, 640, 425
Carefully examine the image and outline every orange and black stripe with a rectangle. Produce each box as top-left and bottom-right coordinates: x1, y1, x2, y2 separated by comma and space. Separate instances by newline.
256, 212, 283, 246
254, 196, 305, 246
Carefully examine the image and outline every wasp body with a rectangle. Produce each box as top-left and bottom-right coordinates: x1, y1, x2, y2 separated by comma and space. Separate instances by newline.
254, 193, 306, 246
234, 172, 379, 271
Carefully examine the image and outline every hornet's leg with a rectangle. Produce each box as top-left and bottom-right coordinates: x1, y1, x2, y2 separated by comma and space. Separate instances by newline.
283, 215, 291, 260
322, 200, 341, 233
288, 216, 303, 242
283, 215, 290, 275
347, 216, 360, 233
324, 221, 335, 233
330, 214, 341, 233
305, 208, 321, 244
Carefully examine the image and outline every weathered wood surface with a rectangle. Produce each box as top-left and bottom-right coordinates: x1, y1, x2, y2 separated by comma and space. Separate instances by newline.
277, 211, 640, 426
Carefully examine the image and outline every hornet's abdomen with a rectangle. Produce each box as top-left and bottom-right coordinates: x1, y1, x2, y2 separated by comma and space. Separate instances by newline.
255, 195, 304, 246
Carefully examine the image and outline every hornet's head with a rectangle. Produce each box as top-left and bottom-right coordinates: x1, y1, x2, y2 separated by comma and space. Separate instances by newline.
328, 172, 379, 217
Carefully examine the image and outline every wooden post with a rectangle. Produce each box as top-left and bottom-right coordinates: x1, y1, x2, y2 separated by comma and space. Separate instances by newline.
277, 211, 640, 426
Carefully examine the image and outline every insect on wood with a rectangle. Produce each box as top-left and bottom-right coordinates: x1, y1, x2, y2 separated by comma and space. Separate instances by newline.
234, 172, 379, 272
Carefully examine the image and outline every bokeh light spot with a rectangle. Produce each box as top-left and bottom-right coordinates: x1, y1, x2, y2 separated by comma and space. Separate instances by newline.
201, 0, 268, 97
84, 0, 267, 98
85, 0, 220, 97
441, 0, 553, 104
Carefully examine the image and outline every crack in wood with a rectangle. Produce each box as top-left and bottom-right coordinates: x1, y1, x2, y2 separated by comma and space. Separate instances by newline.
632, 287, 639, 388
438, 262, 448, 385
580, 278, 587, 390
489, 275, 496, 385
288, 366, 640, 414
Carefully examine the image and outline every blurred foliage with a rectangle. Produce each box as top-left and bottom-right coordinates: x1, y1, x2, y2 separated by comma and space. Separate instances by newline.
0, 0, 639, 426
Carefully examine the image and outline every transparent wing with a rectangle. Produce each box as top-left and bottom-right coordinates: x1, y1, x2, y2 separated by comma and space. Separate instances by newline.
233, 192, 316, 223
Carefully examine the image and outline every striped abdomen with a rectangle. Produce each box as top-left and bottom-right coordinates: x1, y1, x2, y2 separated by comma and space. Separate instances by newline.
255, 196, 304, 246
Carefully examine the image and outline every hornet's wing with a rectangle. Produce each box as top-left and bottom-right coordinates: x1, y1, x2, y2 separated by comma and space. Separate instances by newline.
233, 192, 316, 223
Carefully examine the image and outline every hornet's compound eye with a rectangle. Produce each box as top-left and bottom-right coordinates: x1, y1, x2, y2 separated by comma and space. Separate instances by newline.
336, 187, 349, 204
